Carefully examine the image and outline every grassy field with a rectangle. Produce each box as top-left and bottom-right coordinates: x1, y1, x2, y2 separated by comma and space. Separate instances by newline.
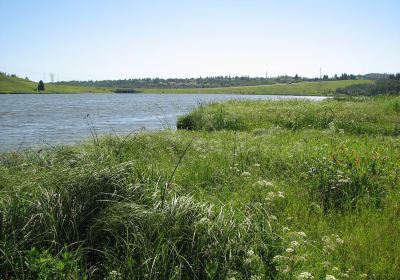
141, 80, 375, 95
1, 74, 374, 96
1, 96, 399, 279
0, 75, 113, 93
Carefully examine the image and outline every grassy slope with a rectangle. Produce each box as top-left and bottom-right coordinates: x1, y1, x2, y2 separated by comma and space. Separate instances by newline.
1, 96, 400, 279
0, 75, 113, 93
141, 80, 375, 95
1, 75, 374, 95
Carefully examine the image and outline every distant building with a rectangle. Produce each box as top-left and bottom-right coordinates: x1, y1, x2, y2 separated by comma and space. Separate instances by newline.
364, 73, 390, 80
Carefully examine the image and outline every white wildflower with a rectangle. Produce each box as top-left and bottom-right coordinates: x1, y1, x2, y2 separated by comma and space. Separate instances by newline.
285, 247, 294, 253
297, 271, 314, 279
290, 240, 300, 248
277, 191, 285, 198
246, 249, 255, 258
338, 178, 350, 184
322, 235, 330, 243
296, 231, 307, 238
266, 192, 275, 202
333, 234, 344, 244
241, 171, 251, 177
253, 180, 274, 187
321, 261, 331, 268
325, 275, 336, 280
109, 270, 122, 278
272, 255, 285, 263
283, 226, 290, 232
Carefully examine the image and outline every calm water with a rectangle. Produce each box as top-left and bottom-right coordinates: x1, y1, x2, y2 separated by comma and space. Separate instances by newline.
0, 93, 326, 151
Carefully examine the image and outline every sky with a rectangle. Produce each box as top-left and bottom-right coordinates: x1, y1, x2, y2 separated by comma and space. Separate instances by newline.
0, 0, 399, 81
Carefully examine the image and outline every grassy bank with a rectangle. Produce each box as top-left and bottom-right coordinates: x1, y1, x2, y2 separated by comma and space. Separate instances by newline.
141, 80, 374, 95
177, 95, 400, 135
1, 96, 399, 279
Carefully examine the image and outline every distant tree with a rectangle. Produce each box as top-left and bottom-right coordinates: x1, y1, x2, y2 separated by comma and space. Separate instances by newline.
294, 74, 299, 80
38, 80, 45, 91
323, 75, 329, 80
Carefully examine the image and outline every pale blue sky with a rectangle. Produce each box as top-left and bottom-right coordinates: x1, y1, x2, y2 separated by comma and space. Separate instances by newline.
0, 0, 399, 81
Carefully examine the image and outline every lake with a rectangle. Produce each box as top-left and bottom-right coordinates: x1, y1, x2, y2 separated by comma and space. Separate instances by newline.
0, 93, 326, 151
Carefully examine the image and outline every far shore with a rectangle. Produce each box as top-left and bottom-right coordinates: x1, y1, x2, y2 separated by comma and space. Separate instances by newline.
0, 78, 375, 96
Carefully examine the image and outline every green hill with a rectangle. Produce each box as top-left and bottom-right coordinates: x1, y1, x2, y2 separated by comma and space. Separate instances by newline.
0, 75, 38, 93
0, 74, 113, 93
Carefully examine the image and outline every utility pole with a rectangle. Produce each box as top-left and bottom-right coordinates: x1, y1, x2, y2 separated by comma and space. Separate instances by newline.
319, 67, 322, 79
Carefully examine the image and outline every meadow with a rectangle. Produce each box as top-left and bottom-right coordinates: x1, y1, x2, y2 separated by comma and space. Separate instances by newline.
1, 95, 399, 279
141, 80, 375, 95
1, 74, 374, 96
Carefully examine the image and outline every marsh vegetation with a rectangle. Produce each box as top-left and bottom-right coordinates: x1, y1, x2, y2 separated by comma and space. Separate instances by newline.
1, 96, 399, 279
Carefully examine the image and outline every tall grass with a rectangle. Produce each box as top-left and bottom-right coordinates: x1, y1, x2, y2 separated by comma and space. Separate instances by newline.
178, 96, 400, 135
1, 96, 400, 279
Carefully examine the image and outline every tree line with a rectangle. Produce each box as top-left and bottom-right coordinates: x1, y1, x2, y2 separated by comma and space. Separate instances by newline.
336, 74, 400, 96
54, 73, 365, 89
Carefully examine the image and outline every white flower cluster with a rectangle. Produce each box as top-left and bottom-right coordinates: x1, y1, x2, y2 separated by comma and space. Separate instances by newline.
325, 275, 337, 280
273, 229, 308, 275
109, 270, 122, 279
322, 234, 344, 254
273, 227, 366, 280
266, 191, 285, 201
252, 180, 274, 188
297, 271, 314, 279
244, 249, 260, 266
